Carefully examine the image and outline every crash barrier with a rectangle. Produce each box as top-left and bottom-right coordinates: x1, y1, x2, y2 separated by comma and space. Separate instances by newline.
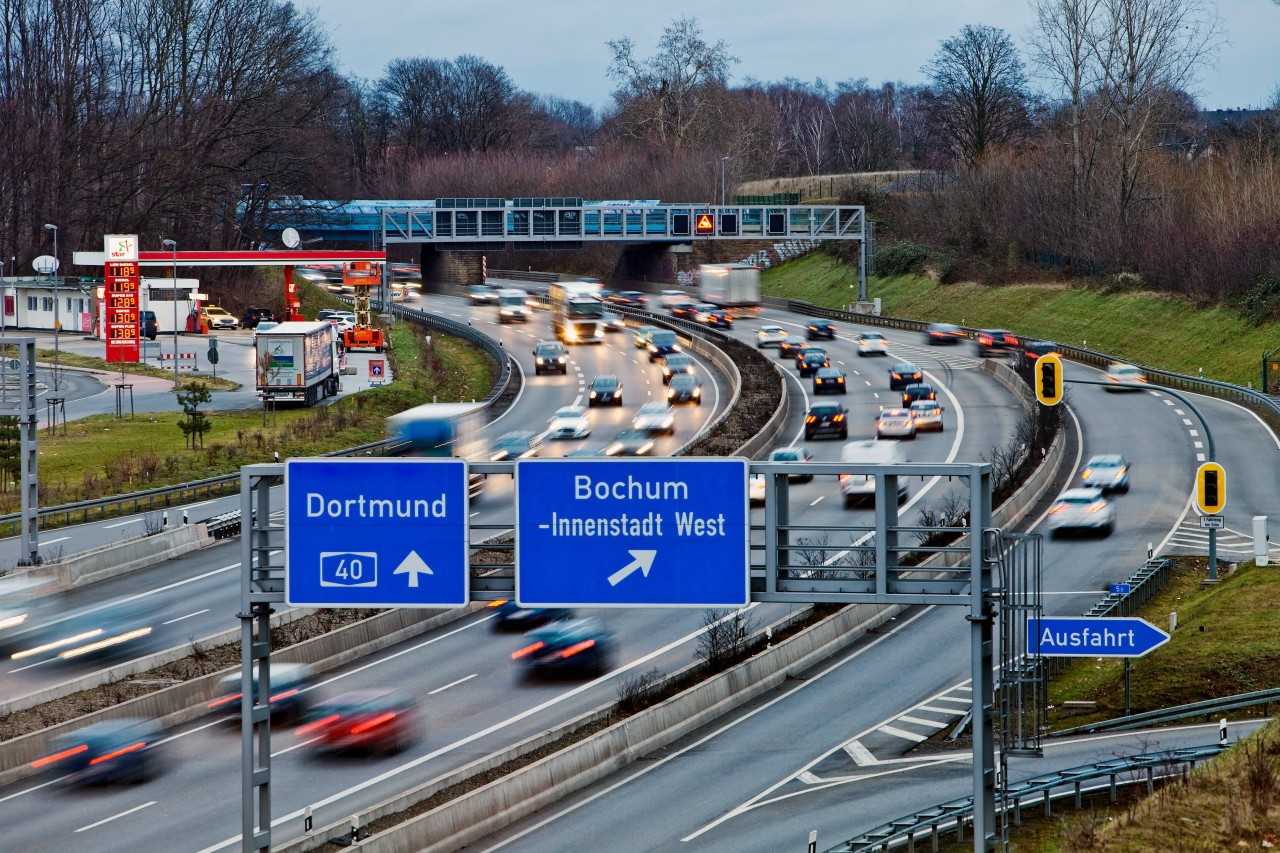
16, 523, 210, 592
1055, 687, 1280, 737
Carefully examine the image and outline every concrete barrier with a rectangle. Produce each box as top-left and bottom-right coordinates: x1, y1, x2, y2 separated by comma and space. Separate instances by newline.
733, 361, 790, 460
16, 524, 212, 592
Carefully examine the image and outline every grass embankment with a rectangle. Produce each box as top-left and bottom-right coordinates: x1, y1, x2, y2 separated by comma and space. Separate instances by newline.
762, 253, 1277, 388
45, 349, 240, 391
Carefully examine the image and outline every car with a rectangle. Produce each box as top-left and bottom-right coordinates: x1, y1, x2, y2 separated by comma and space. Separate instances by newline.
767, 446, 815, 481
791, 344, 825, 364
468, 284, 498, 305
1081, 454, 1130, 493
901, 383, 938, 407
315, 308, 339, 322
975, 329, 1019, 357
1047, 487, 1115, 537
606, 430, 655, 456
1105, 362, 1148, 391
602, 311, 626, 332
609, 291, 649, 308
633, 325, 659, 349
546, 406, 592, 440
334, 310, 356, 325
295, 689, 419, 756
805, 402, 848, 440
1022, 339, 1059, 364
856, 332, 889, 356
632, 402, 676, 435
33, 717, 163, 785
701, 308, 734, 329
806, 320, 836, 340
326, 316, 354, 334
909, 400, 945, 431
486, 600, 575, 632
660, 289, 690, 307
839, 439, 910, 506
208, 662, 315, 723
798, 349, 831, 377
670, 302, 701, 320
140, 310, 158, 340
587, 374, 623, 407
778, 337, 809, 360
925, 322, 967, 345
533, 340, 569, 375
242, 307, 274, 329
527, 286, 550, 310
888, 362, 924, 391
512, 617, 615, 678
813, 366, 847, 394
201, 305, 239, 330
489, 432, 541, 461
667, 373, 703, 405
876, 408, 917, 440
661, 353, 695, 384
757, 325, 789, 348
647, 330, 681, 361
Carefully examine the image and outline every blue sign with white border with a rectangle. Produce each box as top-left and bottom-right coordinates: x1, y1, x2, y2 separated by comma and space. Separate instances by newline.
1110, 583, 1132, 595
1027, 617, 1169, 658
515, 458, 749, 607
285, 459, 469, 608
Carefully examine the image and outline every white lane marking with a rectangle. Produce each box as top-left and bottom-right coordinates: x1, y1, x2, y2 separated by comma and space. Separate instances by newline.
952, 685, 972, 692
1182, 418, 1193, 425
809, 496, 824, 506
9, 658, 55, 673
1194, 441, 1203, 448
898, 715, 948, 729
929, 695, 973, 705
843, 740, 879, 766
918, 704, 966, 715
185, 500, 218, 510
0, 775, 60, 804
162, 609, 210, 625
103, 518, 138, 529
428, 673, 478, 695
75, 801, 157, 833
1188, 429, 1198, 436
797, 771, 824, 784
39, 536, 71, 546
1174, 409, 1185, 415
1197, 453, 1206, 461
878, 725, 928, 742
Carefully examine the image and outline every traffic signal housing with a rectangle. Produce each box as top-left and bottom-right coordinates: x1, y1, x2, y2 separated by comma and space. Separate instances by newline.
1034, 353, 1064, 406
1196, 462, 1226, 515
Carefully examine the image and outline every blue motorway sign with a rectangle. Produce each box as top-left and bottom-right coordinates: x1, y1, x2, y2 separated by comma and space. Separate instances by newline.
1027, 617, 1169, 658
1110, 583, 1132, 595
285, 459, 469, 608
515, 458, 749, 607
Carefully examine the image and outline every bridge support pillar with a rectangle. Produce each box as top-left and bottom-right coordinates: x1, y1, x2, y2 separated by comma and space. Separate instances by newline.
418, 247, 483, 291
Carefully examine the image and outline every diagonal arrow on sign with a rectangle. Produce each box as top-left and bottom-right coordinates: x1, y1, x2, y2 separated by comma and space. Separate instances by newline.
393, 550, 433, 588
607, 550, 657, 587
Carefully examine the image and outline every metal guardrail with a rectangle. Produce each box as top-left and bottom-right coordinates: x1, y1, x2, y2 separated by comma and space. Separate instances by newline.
1085, 557, 1174, 618
828, 744, 1227, 852
486, 268, 562, 284
1054, 688, 1280, 737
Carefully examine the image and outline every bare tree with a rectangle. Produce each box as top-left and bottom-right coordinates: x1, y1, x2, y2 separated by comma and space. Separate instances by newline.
922, 25, 1031, 165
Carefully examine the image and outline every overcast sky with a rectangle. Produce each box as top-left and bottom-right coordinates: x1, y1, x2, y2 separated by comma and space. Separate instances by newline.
302, 0, 1277, 112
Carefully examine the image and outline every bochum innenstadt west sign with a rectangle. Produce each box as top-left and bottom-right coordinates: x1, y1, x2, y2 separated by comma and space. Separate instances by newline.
514, 458, 750, 608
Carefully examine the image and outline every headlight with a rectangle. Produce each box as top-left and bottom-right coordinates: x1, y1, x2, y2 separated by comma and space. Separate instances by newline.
536, 358, 545, 364
590, 391, 597, 398
693, 388, 701, 397
556, 357, 565, 363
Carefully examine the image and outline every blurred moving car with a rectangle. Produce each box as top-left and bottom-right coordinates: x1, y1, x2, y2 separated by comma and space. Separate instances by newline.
487, 600, 575, 632
813, 366, 847, 394
839, 439, 909, 507
295, 689, 419, 756
767, 446, 814, 480
33, 718, 163, 785
602, 311, 626, 332
632, 402, 676, 435
468, 284, 498, 305
209, 663, 315, 723
1022, 339, 1059, 364
805, 403, 848, 440
1047, 487, 1115, 537
647, 330, 682, 361
546, 406, 592, 440
909, 400, 945, 431
533, 340, 569, 375
806, 320, 836, 340
926, 322, 966, 345
670, 302, 700, 320
888, 362, 923, 391
975, 329, 1019, 357
660, 289, 689, 307
1081, 454, 1130, 493
856, 332, 889, 356
588, 375, 623, 407
778, 337, 808, 360
757, 325, 788, 348
315, 309, 339, 322
667, 373, 703, 405
701, 307, 734, 329
609, 291, 649, 308
512, 617, 615, 678
606, 430, 655, 456
1104, 362, 1148, 391
633, 326, 660, 349
749, 474, 767, 506
489, 432, 541, 461
798, 349, 831, 377
901, 383, 938, 407
140, 310, 159, 340
661, 353, 696, 384
876, 408, 916, 440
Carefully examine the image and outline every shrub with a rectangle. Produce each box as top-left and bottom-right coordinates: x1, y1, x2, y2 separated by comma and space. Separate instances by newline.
875, 240, 935, 276
1239, 276, 1280, 326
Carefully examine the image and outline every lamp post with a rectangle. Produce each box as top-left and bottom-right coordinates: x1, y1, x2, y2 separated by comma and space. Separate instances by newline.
42, 224, 60, 390
161, 239, 179, 389
720, 156, 731, 208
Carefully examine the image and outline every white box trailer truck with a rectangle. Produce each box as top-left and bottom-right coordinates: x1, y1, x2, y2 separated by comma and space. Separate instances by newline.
698, 263, 761, 308
255, 321, 341, 406
549, 280, 605, 343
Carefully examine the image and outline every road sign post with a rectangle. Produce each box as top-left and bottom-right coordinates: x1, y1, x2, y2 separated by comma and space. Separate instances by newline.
285, 458, 470, 607
515, 458, 749, 607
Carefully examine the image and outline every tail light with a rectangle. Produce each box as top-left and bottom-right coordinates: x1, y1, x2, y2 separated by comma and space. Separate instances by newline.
1048, 504, 1067, 514
89, 741, 146, 766
805, 415, 816, 423
560, 639, 596, 659
512, 641, 545, 660
209, 692, 242, 710
832, 414, 845, 422
269, 688, 300, 704
32, 744, 89, 768
350, 711, 397, 735
1087, 501, 1109, 513
296, 714, 341, 736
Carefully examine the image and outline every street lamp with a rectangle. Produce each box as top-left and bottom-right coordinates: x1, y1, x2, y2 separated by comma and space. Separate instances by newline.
161, 239, 179, 389
43, 224, 60, 390
720, 156, 731, 208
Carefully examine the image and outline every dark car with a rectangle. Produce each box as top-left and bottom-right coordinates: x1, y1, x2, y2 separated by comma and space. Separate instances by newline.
792, 344, 825, 364
647, 330, 682, 362
888, 362, 924, 391
512, 617, 615, 678
606, 430, 656, 456
487, 599, 575, 631
315, 308, 339, 322
489, 432, 541, 461
33, 718, 163, 785
1022, 339, 1059, 364
533, 340, 568, 375
804, 402, 849, 440
813, 366, 847, 394
670, 302, 701, 320
139, 310, 159, 340
667, 373, 703, 405
588, 374, 622, 407
806, 320, 836, 340
295, 689, 419, 756
609, 291, 649, 308
901, 383, 938, 407
209, 663, 315, 724
975, 329, 1019, 357
242, 307, 273, 329
702, 308, 734, 329
778, 337, 808, 360
926, 322, 966, 345
661, 353, 695, 384
798, 349, 831, 377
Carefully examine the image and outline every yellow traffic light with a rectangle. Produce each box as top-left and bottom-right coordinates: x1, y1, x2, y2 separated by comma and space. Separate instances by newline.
1035, 353, 1064, 406
1196, 462, 1226, 515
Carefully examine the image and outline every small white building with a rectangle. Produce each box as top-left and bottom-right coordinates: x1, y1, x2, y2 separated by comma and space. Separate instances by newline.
0, 276, 199, 337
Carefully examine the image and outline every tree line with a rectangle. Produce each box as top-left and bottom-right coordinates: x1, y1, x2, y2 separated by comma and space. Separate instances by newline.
3, 2, 1278, 311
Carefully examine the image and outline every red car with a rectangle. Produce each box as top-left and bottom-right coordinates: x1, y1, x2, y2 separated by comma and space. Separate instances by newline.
295, 689, 419, 756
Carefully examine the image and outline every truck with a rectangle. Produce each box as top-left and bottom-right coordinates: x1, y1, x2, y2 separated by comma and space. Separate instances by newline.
698, 263, 761, 308
548, 280, 605, 344
386, 401, 486, 495
255, 321, 341, 406
496, 287, 531, 323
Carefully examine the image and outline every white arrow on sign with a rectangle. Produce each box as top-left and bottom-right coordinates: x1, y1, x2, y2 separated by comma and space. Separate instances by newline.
607, 550, 657, 587
393, 550, 433, 588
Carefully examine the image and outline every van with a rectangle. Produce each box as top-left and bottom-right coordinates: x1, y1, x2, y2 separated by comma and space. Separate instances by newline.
838, 439, 910, 508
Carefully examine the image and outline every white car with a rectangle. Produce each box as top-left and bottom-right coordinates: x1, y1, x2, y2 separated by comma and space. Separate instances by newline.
201, 305, 239, 330
857, 332, 889, 356
1080, 454, 1130, 493
546, 406, 592, 440
1105, 362, 1148, 391
757, 325, 788, 348
326, 316, 354, 334
875, 408, 916, 440
1047, 487, 1115, 536
632, 402, 676, 436
909, 400, 945, 431
660, 289, 690, 307
602, 312, 626, 332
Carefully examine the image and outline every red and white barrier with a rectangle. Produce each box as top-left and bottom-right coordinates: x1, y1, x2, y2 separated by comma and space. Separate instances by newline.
158, 352, 198, 371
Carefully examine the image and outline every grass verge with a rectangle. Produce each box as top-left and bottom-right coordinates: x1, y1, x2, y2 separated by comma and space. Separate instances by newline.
41, 348, 239, 391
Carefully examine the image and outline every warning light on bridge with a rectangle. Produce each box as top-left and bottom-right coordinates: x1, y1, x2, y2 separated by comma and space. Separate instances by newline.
695, 214, 714, 236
